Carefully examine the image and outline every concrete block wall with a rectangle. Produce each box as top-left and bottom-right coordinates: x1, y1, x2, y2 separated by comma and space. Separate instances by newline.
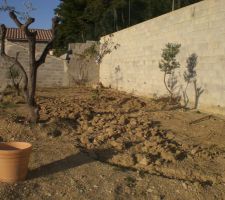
100, 0, 225, 114
67, 41, 99, 86
0, 40, 65, 88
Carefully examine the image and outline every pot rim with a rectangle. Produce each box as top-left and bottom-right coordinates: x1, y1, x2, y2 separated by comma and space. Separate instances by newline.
0, 142, 32, 153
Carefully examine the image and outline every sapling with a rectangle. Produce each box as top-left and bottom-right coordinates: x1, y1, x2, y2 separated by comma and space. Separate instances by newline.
159, 43, 181, 100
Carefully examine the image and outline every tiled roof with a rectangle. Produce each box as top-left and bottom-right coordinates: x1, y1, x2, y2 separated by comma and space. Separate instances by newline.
6, 28, 52, 42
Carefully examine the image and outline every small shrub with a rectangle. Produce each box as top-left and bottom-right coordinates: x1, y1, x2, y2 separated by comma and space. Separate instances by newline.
159, 43, 181, 100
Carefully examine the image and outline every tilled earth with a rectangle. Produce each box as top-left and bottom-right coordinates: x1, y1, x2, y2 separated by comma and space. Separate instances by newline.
0, 86, 225, 200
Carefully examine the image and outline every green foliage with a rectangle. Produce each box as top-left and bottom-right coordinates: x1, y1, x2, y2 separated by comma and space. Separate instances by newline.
159, 43, 181, 74
159, 43, 181, 99
54, 0, 202, 50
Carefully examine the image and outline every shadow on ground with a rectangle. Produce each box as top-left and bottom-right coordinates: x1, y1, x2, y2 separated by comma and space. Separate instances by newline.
28, 148, 116, 180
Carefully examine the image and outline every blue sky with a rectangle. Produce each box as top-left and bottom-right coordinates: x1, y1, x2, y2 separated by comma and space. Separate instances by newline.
0, 0, 60, 29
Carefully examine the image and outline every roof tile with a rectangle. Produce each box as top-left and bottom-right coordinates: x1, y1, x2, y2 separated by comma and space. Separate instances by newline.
6, 28, 52, 42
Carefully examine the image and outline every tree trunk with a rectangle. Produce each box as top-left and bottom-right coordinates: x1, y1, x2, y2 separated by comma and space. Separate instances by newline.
114, 8, 118, 31
164, 72, 173, 100
27, 67, 40, 123
172, 0, 175, 11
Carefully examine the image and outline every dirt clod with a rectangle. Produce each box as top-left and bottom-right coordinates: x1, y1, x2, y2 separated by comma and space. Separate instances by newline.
0, 87, 224, 200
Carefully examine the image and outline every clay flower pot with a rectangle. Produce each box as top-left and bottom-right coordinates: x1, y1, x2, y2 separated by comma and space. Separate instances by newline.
0, 142, 32, 183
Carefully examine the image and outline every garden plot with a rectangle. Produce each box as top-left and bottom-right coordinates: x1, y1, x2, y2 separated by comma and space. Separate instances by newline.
0, 87, 225, 200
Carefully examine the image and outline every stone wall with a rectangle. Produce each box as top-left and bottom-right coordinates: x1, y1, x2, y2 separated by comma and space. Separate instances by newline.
0, 40, 65, 88
100, 0, 225, 114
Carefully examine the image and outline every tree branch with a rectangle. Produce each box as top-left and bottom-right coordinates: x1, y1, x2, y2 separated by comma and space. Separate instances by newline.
9, 10, 36, 37
36, 16, 60, 68
9, 11, 23, 27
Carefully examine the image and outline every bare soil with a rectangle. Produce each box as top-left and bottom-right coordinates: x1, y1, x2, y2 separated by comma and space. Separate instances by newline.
0, 86, 225, 200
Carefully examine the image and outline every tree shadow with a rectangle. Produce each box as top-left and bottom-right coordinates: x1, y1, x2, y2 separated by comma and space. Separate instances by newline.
193, 80, 204, 109
28, 148, 116, 180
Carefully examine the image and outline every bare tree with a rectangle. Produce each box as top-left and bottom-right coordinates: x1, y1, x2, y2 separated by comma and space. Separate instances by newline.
0, 10, 59, 123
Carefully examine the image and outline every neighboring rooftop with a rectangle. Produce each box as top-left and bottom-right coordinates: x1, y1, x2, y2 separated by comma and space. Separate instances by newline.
6, 28, 52, 42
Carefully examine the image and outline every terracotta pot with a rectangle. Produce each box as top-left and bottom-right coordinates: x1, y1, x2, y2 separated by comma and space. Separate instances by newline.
0, 142, 32, 183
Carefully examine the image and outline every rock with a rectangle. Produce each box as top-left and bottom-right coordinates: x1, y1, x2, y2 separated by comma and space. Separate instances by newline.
139, 157, 149, 166
112, 153, 136, 167
182, 182, 188, 189
105, 127, 115, 137
110, 140, 125, 150
136, 154, 149, 166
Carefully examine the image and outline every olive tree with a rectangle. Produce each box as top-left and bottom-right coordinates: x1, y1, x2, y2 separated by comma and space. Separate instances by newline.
159, 43, 181, 100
